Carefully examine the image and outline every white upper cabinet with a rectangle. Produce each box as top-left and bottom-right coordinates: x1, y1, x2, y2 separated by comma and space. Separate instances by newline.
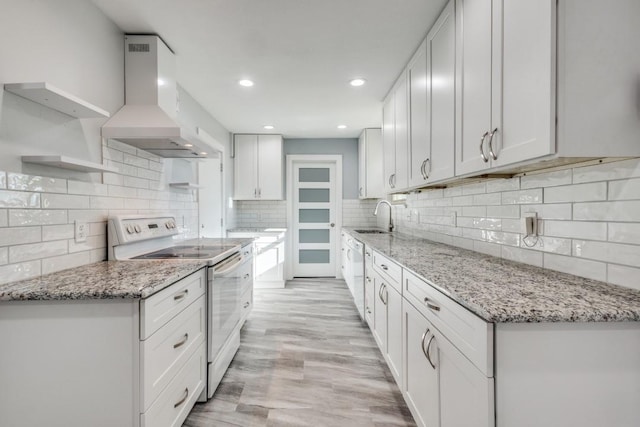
383, 74, 409, 193
358, 128, 383, 199
455, 0, 555, 176
426, 0, 456, 183
408, 39, 429, 188
233, 134, 283, 200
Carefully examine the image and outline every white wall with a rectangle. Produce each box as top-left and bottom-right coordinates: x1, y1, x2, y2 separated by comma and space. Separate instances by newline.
378, 158, 640, 291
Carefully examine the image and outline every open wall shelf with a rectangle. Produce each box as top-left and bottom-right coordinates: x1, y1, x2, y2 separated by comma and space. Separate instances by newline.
22, 156, 118, 173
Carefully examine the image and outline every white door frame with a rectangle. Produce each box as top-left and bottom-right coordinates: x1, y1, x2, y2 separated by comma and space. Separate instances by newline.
286, 155, 343, 279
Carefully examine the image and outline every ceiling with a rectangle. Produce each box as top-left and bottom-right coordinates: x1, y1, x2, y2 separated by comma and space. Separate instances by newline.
91, 0, 448, 139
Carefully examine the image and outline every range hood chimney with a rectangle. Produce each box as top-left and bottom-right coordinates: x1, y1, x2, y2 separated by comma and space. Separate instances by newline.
102, 35, 211, 158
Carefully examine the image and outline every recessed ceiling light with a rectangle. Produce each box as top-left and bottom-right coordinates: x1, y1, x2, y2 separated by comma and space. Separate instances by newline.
200, 152, 208, 156
337, 125, 347, 129
238, 79, 254, 87
349, 78, 366, 87
263, 125, 274, 130
184, 143, 193, 148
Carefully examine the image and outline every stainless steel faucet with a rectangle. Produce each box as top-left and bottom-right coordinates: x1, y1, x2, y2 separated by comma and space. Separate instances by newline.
373, 200, 394, 232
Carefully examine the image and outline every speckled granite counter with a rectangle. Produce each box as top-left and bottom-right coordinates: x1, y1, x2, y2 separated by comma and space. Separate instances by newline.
0, 260, 207, 301
345, 228, 640, 323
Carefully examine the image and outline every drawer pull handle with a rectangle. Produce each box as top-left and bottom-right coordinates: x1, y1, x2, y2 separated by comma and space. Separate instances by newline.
243, 302, 250, 308
174, 387, 189, 408
380, 264, 389, 271
379, 284, 388, 305
421, 329, 436, 369
365, 251, 371, 257
366, 276, 371, 283
173, 333, 189, 349
173, 290, 189, 301
424, 297, 441, 312
244, 274, 250, 279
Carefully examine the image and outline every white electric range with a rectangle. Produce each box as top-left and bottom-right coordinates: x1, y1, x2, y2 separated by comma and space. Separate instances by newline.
107, 214, 253, 400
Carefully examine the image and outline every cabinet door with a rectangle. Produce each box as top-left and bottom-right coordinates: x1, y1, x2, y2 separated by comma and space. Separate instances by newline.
394, 73, 409, 190
255, 241, 283, 282
373, 275, 387, 351
427, 0, 456, 183
382, 94, 396, 193
386, 284, 403, 387
455, 0, 493, 176
403, 301, 439, 427
257, 134, 283, 200
233, 134, 258, 199
360, 128, 383, 199
364, 247, 375, 329
408, 39, 429, 188
436, 325, 495, 427
491, 0, 555, 167
358, 132, 366, 199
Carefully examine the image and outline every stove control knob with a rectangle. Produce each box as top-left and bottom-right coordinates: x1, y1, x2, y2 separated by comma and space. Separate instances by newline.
165, 221, 171, 229
126, 225, 134, 234
171, 221, 177, 229
134, 225, 142, 233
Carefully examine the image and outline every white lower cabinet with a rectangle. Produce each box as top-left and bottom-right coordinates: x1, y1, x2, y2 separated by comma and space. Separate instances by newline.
364, 246, 375, 328
372, 269, 403, 387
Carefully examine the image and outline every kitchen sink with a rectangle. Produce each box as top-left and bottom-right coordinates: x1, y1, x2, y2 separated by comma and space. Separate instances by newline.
354, 229, 390, 234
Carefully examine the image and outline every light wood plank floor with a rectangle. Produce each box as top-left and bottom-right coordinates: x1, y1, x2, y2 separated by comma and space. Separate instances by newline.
184, 279, 416, 427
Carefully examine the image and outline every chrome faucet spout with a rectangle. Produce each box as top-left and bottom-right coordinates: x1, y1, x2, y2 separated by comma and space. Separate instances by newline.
373, 200, 394, 232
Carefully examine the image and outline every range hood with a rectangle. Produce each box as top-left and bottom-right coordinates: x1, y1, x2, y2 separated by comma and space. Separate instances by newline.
102, 35, 212, 158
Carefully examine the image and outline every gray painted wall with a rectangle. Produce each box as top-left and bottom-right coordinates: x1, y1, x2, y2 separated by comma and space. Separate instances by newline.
283, 138, 359, 199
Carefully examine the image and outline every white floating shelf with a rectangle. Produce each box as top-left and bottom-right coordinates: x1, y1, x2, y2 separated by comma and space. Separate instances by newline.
22, 156, 118, 173
169, 182, 202, 189
4, 82, 110, 119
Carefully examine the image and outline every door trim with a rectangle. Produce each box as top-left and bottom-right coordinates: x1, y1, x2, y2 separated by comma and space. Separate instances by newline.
286, 155, 343, 279
196, 127, 227, 234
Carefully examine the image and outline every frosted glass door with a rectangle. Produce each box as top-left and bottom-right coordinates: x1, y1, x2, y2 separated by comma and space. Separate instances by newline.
292, 163, 337, 277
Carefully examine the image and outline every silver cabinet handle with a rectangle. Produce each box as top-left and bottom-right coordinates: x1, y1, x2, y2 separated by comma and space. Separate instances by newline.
388, 175, 393, 188
243, 274, 250, 279
173, 333, 189, 349
380, 264, 389, 271
359, 187, 363, 196
366, 276, 371, 283
378, 284, 384, 303
243, 302, 250, 308
347, 249, 351, 261
424, 158, 430, 179
174, 387, 189, 408
381, 284, 388, 305
488, 127, 498, 160
173, 289, 189, 301
365, 251, 371, 257
480, 131, 490, 162
254, 188, 257, 197
424, 297, 441, 312
392, 174, 396, 188
422, 330, 436, 369
420, 159, 427, 180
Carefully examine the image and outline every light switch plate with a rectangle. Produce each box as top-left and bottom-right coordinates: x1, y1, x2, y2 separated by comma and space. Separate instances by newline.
75, 220, 87, 243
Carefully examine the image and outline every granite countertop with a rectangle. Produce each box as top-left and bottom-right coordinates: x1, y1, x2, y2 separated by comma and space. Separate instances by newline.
0, 236, 256, 302
0, 260, 207, 301
345, 228, 640, 323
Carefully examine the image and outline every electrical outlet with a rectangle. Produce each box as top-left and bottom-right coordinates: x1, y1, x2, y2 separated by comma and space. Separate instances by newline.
523, 212, 538, 237
451, 211, 457, 227
75, 220, 87, 243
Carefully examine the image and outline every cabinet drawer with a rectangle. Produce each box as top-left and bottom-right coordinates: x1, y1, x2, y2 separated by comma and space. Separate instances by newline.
141, 295, 206, 410
240, 287, 253, 323
372, 250, 402, 293
141, 342, 206, 427
240, 261, 253, 295
403, 268, 493, 376
141, 269, 206, 339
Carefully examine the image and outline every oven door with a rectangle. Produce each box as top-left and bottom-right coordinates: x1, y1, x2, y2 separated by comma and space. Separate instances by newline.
207, 252, 244, 362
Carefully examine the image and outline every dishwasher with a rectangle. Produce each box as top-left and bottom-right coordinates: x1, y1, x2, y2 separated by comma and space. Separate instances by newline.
346, 236, 365, 320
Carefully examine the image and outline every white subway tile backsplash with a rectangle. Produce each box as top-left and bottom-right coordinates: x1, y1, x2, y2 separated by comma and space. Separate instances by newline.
544, 182, 607, 203
522, 203, 573, 220
137, 168, 162, 181
502, 188, 543, 205
90, 196, 123, 209
0, 227, 41, 246
107, 138, 137, 155
123, 153, 149, 169
135, 148, 161, 162
487, 205, 521, 219
520, 169, 572, 189
544, 220, 607, 241
573, 240, 640, 267
608, 177, 640, 201
462, 182, 486, 195
9, 240, 67, 263
103, 172, 124, 186
573, 201, 640, 222
102, 146, 124, 163
42, 252, 91, 275
68, 180, 109, 196
501, 246, 543, 267
462, 206, 486, 217
573, 158, 640, 183
41, 193, 90, 209
0, 190, 40, 208
472, 193, 502, 206
107, 185, 138, 198
0, 209, 7, 227
7, 173, 67, 193
124, 175, 149, 189
486, 177, 520, 193
89, 222, 106, 236
608, 222, 640, 245
148, 161, 164, 172
0, 261, 41, 284
0, 248, 7, 265
67, 209, 109, 223
68, 235, 106, 254
607, 264, 640, 291
0, 172, 6, 189
473, 241, 502, 257
543, 253, 607, 282
9, 209, 67, 226
42, 224, 75, 241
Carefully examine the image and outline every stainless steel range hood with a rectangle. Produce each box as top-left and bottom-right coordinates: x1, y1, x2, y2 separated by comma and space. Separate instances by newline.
102, 35, 212, 158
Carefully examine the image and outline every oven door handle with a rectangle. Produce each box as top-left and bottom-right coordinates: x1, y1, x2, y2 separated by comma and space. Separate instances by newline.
213, 254, 244, 275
